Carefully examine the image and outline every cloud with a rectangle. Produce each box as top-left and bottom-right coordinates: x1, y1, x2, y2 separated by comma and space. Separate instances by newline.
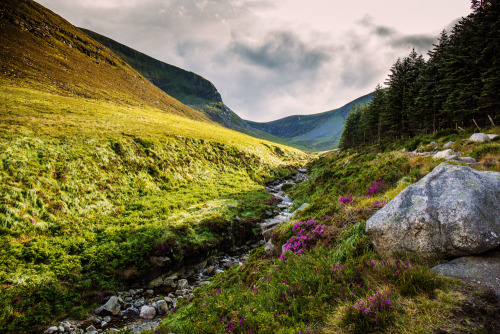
390, 35, 437, 50
229, 30, 332, 71
373, 26, 396, 37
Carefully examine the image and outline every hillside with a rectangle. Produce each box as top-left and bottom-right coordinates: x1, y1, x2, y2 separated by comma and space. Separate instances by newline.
0, 1, 307, 332
247, 92, 373, 151
79, 28, 285, 143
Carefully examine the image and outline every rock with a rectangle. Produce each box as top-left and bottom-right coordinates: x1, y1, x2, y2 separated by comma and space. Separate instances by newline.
365, 163, 500, 258
487, 134, 498, 140
164, 296, 174, 304
430, 141, 439, 146
85, 326, 96, 332
298, 167, 308, 173
146, 289, 154, 295
148, 276, 164, 288
432, 250, 500, 297
164, 275, 178, 288
433, 149, 454, 159
469, 133, 491, 142
458, 156, 477, 164
177, 279, 189, 290
58, 326, 64, 333
103, 316, 111, 323
95, 296, 121, 316
139, 305, 156, 319
46, 326, 59, 334
121, 306, 140, 317
149, 256, 171, 267
443, 141, 455, 148
100, 321, 108, 328
205, 265, 216, 276
445, 154, 459, 160
108, 329, 120, 333
133, 297, 145, 308
153, 300, 169, 314
175, 289, 188, 296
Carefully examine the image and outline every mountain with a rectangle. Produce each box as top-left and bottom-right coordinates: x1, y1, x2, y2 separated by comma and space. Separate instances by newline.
79, 28, 283, 141
0, 1, 306, 332
246, 92, 373, 151
0, 0, 210, 122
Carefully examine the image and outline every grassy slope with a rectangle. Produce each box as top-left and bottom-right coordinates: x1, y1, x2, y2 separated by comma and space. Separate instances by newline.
0, 1, 308, 332
158, 128, 500, 334
247, 93, 374, 151
79, 28, 288, 145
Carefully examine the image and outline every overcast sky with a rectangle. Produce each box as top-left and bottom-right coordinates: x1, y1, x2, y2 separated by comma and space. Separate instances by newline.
37, 0, 472, 122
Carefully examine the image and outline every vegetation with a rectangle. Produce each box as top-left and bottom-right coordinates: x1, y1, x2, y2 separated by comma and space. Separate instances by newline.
340, 1, 500, 149
158, 129, 499, 334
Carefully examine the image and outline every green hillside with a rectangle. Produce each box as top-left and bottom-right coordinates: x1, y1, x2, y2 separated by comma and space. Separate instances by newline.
79, 28, 286, 144
247, 93, 373, 151
0, 1, 307, 332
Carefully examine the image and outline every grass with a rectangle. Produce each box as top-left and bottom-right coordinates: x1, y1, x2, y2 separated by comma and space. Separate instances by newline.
0, 78, 307, 333
157, 129, 500, 334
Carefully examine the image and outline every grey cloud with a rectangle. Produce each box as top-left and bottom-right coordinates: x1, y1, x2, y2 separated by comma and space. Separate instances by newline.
374, 26, 396, 37
391, 34, 436, 50
229, 30, 332, 71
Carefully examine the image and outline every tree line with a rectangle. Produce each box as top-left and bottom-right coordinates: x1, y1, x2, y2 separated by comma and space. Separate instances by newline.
340, 0, 499, 149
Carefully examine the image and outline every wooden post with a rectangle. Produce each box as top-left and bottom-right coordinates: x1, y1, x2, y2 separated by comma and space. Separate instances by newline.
488, 115, 495, 127
473, 119, 481, 132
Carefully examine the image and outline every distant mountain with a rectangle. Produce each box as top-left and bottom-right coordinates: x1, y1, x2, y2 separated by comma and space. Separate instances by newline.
247, 93, 373, 151
80, 29, 283, 141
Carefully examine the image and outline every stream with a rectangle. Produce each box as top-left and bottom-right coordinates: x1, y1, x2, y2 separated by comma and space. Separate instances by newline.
44, 169, 309, 334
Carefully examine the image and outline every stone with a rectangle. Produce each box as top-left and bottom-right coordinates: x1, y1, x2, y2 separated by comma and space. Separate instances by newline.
433, 149, 454, 159
148, 276, 164, 288
121, 306, 140, 317
365, 163, 500, 258
153, 300, 168, 314
139, 305, 156, 319
95, 296, 121, 316
46, 326, 59, 334
445, 154, 459, 160
175, 289, 188, 296
133, 297, 145, 308
164, 275, 177, 288
177, 279, 189, 290
469, 133, 491, 142
298, 168, 308, 173
430, 141, 439, 146
100, 321, 108, 328
458, 156, 477, 164
85, 326, 96, 332
58, 326, 64, 333
443, 141, 455, 148
432, 250, 500, 297
487, 134, 498, 140
102, 316, 111, 323
204, 266, 216, 276
108, 329, 120, 333
146, 289, 154, 295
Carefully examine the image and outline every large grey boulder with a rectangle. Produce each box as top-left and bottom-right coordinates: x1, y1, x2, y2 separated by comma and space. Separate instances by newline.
432, 250, 500, 297
366, 163, 500, 258
433, 149, 454, 159
469, 133, 491, 142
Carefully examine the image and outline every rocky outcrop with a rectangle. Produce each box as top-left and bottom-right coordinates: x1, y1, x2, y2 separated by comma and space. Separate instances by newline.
365, 163, 500, 258
432, 250, 500, 297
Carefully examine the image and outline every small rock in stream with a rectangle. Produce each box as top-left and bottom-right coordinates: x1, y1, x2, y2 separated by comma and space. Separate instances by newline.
139, 305, 157, 319
177, 279, 189, 290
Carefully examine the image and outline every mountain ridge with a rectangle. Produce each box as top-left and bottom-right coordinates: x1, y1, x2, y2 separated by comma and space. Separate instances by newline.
247, 92, 374, 151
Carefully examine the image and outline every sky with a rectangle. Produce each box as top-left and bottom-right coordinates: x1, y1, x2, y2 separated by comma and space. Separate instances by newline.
37, 0, 472, 122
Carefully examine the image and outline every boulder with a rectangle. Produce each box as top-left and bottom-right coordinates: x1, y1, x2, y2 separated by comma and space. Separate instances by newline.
45, 326, 59, 334
149, 256, 170, 267
139, 305, 156, 319
458, 156, 477, 165
432, 250, 500, 297
469, 133, 491, 142
443, 141, 455, 148
121, 306, 140, 317
487, 134, 498, 140
95, 296, 121, 316
148, 276, 164, 288
133, 297, 145, 308
430, 141, 439, 146
433, 149, 454, 159
365, 163, 500, 258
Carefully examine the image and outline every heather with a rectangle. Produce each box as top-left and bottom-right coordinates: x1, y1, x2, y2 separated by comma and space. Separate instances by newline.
158, 130, 500, 333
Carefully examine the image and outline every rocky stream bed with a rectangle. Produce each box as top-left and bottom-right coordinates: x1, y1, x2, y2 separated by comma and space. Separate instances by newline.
44, 169, 309, 334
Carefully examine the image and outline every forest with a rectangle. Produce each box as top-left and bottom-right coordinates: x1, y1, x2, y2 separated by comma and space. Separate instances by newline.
340, 0, 499, 149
